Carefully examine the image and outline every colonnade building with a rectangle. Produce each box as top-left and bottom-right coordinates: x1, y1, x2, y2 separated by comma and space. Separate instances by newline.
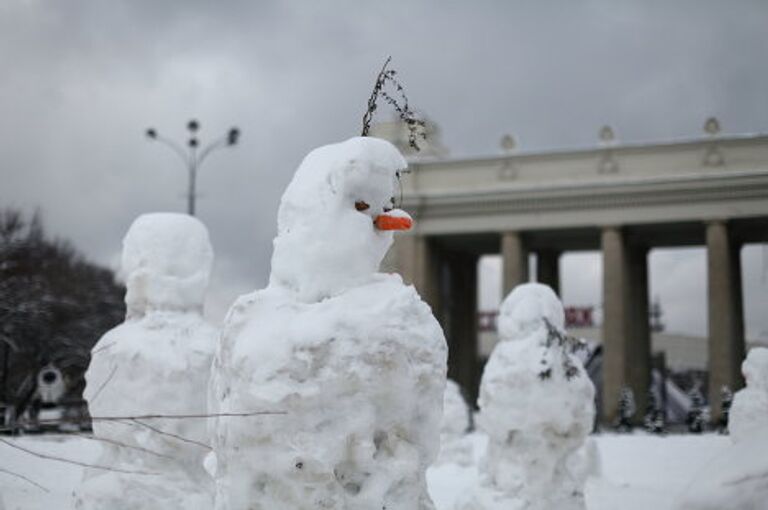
380, 121, 768, 424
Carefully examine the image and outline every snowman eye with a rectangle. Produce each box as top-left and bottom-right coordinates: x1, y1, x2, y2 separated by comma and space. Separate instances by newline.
355, 201, 370, 212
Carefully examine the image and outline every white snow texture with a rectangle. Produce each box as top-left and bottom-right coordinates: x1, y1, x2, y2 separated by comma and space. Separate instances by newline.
442, 380, 471, 438
435, 380, 473, 467
73, 213, 218, 510
458, 283, 596, 510
210, 137, 448, 510
677, 347, 768, 509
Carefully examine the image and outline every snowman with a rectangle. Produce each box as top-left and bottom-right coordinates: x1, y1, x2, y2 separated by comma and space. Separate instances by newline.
210, 137, 447, 510
459, 283, 595, 510
74, 213, 217, 510
729, 347, 768, 441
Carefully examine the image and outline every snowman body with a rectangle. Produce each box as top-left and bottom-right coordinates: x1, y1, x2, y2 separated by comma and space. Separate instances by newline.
211, 137, 447, 510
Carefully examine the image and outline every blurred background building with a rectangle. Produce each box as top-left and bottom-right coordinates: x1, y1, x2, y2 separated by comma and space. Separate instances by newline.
379, 117, 768, 425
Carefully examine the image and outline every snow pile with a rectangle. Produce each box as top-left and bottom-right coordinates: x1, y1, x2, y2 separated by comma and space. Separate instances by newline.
73, 213, 217, 510
210, 137, 447, 509
458, 283, 596, 510
442, 380, 471, 438
677, 347, 768, 509
435, 380, 473, 466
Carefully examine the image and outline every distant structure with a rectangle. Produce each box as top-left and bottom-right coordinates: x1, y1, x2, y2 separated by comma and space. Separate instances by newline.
145, 119, 240, 216
36, 364, 65, 404
649, 298, 665, 333
382, 118, 768, 424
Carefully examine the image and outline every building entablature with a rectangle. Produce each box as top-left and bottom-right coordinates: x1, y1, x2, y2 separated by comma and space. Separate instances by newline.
404, 133, 768, 194
402, 135, 768, 236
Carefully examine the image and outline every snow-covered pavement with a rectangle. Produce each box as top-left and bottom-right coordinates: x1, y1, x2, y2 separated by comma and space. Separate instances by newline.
1, 432, 732, 510
584, 434, 731, 510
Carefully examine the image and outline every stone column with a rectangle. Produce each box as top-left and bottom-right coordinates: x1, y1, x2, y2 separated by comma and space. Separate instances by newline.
501, 231, 529, 296
444, 252, 480, 403
707, 221, 746, 421
628, 247, 651, 421
384, 234, 441, 312
602, 227, 649, 424
536, 250, 561, 295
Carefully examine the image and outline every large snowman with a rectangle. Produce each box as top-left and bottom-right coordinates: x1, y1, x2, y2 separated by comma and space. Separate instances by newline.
459, 283, 595, 510
74, 213, 217, 510
210, 137, 447, 510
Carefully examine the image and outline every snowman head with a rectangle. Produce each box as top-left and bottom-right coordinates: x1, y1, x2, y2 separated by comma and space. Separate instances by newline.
121, 213, 213, 318
269, 137, 411, 302
742, 347, 768, 393
497, 283, 564, 342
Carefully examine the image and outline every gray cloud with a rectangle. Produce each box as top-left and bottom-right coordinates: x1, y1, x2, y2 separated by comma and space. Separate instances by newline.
1, 0, 767, 339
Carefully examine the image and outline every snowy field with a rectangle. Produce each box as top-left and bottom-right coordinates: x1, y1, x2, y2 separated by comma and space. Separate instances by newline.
0, 432, 731, 510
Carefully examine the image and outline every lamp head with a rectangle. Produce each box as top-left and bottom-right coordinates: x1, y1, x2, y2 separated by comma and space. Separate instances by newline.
227, 127, 240, 146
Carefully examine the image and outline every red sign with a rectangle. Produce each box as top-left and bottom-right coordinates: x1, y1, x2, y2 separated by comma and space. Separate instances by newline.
477, 306, 593, 332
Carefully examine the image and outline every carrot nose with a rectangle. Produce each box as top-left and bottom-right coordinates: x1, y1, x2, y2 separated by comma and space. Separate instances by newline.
374, 211, 413, 231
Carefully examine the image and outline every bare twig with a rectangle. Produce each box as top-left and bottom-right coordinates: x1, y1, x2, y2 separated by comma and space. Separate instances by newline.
90, 342, 116, 355
80, 434, 174, 460
360, 57, 426, 150
0, 438, 159, 475
31, 409, 285, 428
0, 467, 50, 492
539, 317, 587, 381
88, 365, 118, 405
361, 56, 392, 137
122, 419, 212, 451
90, 410, 284, 421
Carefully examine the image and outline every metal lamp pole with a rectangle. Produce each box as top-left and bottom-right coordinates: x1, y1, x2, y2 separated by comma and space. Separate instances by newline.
145, 119, 240, 216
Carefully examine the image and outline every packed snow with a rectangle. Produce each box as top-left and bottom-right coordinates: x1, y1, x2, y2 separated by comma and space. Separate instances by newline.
269, 136, 413, 303
0, 433, 736, 510
676, 347, 768, 509
209, 137, 447, 509
434, 380, 474, 467
72, 213, 218, 509
457, 283, 596, 510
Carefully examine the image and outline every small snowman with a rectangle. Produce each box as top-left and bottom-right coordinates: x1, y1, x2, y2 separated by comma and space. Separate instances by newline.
74, 213, 217, 510
729, 347, 768, 441
459, 283, 595, 510
210, 137, 447, 510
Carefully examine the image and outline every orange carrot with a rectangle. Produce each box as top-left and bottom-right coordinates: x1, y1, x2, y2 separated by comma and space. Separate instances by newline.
374, 214, 413, 231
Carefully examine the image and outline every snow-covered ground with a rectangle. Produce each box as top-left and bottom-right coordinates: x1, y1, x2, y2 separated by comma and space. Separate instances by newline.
0, 432, 732, 510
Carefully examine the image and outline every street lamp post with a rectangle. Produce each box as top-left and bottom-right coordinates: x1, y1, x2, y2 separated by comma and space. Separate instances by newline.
145, 119, 240, 216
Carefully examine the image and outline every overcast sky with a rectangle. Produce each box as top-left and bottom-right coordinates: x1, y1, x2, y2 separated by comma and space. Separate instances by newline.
1, 0, 767, 339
